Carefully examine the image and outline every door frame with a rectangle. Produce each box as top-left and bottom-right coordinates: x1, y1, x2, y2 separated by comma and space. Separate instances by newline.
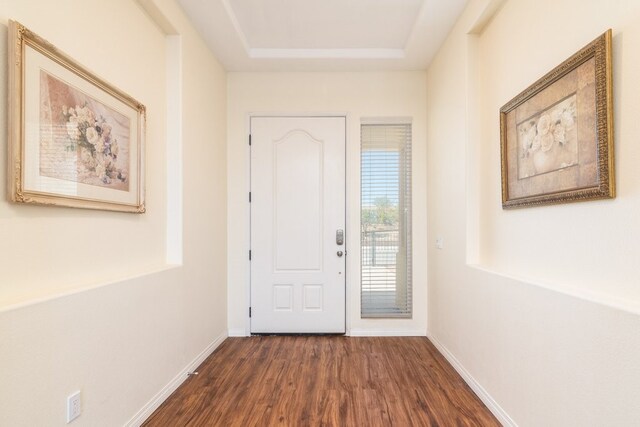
246, 112, 350, 335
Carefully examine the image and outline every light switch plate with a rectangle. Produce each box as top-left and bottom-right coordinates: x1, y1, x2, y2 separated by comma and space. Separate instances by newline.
435, 237, 444, 250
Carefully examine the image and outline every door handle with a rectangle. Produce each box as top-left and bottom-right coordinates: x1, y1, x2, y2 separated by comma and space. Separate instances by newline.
337, 251, 344, 257
336, 229, 344, 245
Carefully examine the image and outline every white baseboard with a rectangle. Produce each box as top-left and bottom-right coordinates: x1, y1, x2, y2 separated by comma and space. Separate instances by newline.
348, 329, 426, 337
427, 332, 517, 427
228, 329, 424, 337
227, 328, 248, 337
125, 331, 228, 427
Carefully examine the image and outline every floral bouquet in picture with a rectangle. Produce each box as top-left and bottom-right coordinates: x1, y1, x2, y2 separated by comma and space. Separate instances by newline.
63, 103, 127, 186
516, 95, 578, 179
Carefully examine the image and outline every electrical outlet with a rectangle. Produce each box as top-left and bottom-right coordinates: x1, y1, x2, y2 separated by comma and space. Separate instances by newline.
435, 237, 444, 250
66, 391, 81, 423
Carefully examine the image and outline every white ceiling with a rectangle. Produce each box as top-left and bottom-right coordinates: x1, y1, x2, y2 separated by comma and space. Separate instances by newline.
176, 0, 468, 71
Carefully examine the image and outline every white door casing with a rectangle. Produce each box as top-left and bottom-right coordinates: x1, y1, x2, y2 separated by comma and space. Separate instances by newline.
250, 116, 346, 333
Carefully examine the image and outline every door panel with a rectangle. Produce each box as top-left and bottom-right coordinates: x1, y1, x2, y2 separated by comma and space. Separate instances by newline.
274, 133, 322, 271
250, 116, 346, 333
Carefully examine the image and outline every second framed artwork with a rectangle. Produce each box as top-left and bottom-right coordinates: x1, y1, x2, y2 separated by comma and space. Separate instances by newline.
500, 29, 614, 209
8, 20, 146, 213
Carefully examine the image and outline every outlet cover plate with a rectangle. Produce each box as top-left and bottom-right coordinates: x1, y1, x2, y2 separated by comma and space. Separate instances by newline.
67, 391, 81, 423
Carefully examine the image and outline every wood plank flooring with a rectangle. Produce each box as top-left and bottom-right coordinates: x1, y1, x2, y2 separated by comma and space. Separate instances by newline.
143, 336, 500, 426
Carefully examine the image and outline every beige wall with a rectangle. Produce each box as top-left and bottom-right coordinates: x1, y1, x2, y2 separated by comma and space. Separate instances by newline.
227, 72, 428, 335
427, 0, 640, 425
478, 0, 640, 307
0, 2, 168, 307
0, 0, 227, 425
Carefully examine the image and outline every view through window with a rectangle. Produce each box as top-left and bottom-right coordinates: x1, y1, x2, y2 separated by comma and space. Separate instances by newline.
360, 122, 412, 318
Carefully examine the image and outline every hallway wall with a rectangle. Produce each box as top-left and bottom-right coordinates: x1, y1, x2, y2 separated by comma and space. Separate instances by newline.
426, 0, 640, 425
0, 1, 227, 425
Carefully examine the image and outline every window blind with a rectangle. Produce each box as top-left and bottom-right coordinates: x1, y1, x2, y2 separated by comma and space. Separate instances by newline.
360, 123, 412, 318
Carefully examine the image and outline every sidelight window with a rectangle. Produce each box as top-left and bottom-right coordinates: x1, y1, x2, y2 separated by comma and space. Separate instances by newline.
360, 121, 412, 318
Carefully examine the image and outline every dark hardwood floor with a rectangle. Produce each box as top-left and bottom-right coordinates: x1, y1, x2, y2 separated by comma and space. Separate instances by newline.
142, 336, 500, 426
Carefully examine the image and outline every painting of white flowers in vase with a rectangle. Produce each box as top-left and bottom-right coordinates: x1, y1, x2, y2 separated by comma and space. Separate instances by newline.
516, 95, 578, 179
39, 71, 130, 191
500, 29, 614, 208
8, 20, 145, 212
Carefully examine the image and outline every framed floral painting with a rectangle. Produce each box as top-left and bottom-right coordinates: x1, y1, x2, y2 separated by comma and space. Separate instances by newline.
500, 29, 614, 209
8, 21, 146, 213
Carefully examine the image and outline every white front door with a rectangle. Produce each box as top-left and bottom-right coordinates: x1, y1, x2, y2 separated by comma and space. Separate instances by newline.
250, 116, 346, 333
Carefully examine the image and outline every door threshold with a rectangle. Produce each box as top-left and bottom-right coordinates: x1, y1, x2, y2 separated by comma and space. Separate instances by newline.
250, 332, 346, 336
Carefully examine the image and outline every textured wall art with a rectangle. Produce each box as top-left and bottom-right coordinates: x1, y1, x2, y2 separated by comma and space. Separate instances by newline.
8, 20, 146, 212
500, 30, 614, 209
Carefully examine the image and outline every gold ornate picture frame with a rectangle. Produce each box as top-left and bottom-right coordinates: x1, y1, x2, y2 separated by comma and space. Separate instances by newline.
8, 20, 146, 213
500, 29, 614, 209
